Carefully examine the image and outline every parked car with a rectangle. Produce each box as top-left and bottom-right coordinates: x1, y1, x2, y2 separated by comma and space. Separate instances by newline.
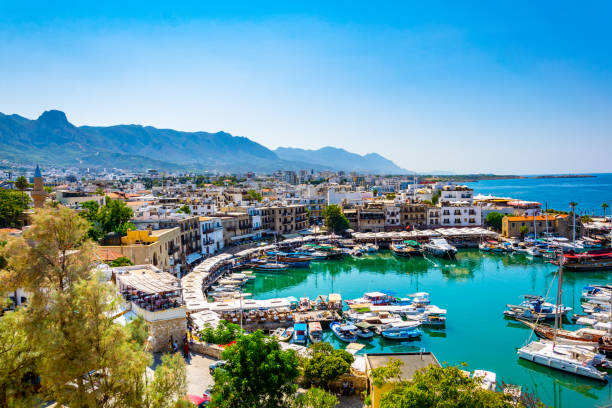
185, 394, 211, 407
209, 360, 227, 375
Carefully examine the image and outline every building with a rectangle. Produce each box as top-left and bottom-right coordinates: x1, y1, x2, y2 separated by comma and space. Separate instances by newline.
31, 165, 48, 208
365, 352, 441, 408
439, 184, 474, 204
261, 205, 308, 236
101, 228, 181, 274
502, 214, 583, 239
199, 216, 224, 255
400, 202, 428, 229
438, 203, 481, 227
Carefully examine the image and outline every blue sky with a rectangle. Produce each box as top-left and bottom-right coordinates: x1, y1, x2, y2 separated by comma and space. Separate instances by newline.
1, 1, 611, 173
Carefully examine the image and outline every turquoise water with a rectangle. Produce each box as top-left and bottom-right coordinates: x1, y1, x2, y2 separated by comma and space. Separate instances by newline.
244, 251, 612, 408
465, 173, 612, 215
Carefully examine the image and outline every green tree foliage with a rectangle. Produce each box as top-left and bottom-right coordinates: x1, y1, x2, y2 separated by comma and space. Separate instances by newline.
198, 320, 241, 345
0, 206, 187, 407
177, 205, 191, 214
485, 212, 504, 231
379, 364, 519, 408
370, 358, 403, 387
385, 193, 396, 200
301, 342, 354, 389
519, 225, 529, 239
373, 189, 379, 197
0, 189, 30, 228
110, 256, 134, 267
322, 205, 350, 234
15, 176, 29, 199
145, 353, 188, 408
79, 198, 134, 239
211, 331, 300, 408
247, 190, 263, 202
293, 388, 338, 408
0, 310, 39, 408
431, 191, 441, 205
602, 202, 609, 218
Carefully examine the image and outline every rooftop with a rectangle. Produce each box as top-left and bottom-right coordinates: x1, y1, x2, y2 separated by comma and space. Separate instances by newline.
365, 352, 440, 382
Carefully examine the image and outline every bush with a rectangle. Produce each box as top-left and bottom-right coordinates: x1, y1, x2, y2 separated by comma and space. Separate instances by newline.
198, 320, 241, 345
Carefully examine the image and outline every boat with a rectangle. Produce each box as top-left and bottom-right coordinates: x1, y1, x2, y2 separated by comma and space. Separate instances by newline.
526, 246, 543, 257
308, 322, 323, 343
518, 319, 608, 347
582, 285, 612, 302
292, 323, 308, 344
423, 238, 457, 259
473, 370, 497, 392
277, 326, 294, 342
364, 243, 379, 253
271, 327, 285, 340
252, 261, 289, 271
506, 295, 571, 319
354, 322, 376, 339
347, 291, 394, 306
517, 341, 609, 381
330, 322, 358, 343
561, 249, 612, 271
391, 240, 424, 258
517, 254, 612, 381
380, 321, 423, 340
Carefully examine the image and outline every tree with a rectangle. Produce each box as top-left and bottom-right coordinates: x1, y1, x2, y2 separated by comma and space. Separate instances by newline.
370, 358, 403, 387
0, 206, 187, 407
293, 388, 338, 408
110, 256, 134, 267
0, 310, 40, 407
379, 364, 519, 408
322, 205, 350, 234
301, 342, 354, 389
79, 198, 134, 239
519, 225, 529, 239
373, 189, 379, 197
211, 331, 299, 408
177, 205, 191, 214
385, 193, 396, 200
247, 190, 263, 202
15, 176, 29, 200
602, 203, 609, 219
145, 353, 188, 408
0, 189, 30, 228
198, 320, 241, 345
485, 212, 504, 231
431, 191, 441, 205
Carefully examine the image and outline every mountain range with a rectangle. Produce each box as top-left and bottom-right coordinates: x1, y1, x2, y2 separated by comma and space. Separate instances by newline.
0, 110, 411, 174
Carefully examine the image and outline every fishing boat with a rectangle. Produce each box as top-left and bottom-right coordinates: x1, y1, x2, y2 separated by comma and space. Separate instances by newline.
391, 240, 424, 257
354, 322, 376, 339
330, 322, 358, 343
561, 249, 612, 271
517, 254, 611, 381
308, 322, 323, 343
506, 295, 571, 319
252, 260, 289, 271
347, 291, 394, 306
526, 246, 543, 257
271, 327, 285, 340
364, 243, 379, 253
380, 321, 423, 340
423, 238, 457, 259
518, 319, 608, 347
277, 326, 294, 342
478, 241, 496, 252
292, 323, 308, 344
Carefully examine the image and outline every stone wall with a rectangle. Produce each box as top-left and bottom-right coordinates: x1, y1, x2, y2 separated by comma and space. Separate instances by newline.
148, 316, 187, 352
190, 341, 224, 359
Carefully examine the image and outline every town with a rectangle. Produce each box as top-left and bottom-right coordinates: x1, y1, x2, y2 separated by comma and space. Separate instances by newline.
1, 164, 611, 408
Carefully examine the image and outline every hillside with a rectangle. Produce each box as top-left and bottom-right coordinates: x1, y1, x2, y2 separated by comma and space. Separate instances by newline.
0, 110, 408, 174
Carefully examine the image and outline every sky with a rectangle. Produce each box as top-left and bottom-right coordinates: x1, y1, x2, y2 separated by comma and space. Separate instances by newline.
1, 1, 611, 174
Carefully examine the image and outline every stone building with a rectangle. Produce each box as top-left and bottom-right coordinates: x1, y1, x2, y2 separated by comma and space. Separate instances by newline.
31, 165, 48, 208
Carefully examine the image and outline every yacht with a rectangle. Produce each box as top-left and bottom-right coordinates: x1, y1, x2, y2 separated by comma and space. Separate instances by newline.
423, 238, 457, 259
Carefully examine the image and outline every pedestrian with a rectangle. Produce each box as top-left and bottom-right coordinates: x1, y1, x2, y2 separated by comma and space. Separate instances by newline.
172, 340, 178, 353
183, 340, 190, 359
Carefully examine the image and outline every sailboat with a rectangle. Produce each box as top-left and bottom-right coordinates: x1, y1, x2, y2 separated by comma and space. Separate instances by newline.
517, 255, 611, 381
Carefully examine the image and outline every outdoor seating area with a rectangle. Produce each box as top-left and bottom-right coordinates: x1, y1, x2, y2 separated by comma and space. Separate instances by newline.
116, 272, 183, 312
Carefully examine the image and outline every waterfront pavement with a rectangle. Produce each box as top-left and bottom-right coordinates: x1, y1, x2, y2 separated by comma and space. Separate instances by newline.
186, 352, 217, 396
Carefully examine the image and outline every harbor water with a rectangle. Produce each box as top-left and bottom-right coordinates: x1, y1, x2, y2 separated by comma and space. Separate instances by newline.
465, 173, 612, 215
244, 251, 612, 408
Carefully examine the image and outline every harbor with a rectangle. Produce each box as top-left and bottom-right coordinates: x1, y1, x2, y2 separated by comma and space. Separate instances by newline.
225, 249, 612, 408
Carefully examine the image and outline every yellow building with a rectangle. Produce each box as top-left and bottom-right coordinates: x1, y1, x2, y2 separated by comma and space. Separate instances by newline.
365, 352, 440, 408
501, 214, 582, 239
102, 228, 181, 273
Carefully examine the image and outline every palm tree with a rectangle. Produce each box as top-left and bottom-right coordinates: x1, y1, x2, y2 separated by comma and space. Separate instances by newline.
14, 176, 28, 200
602, 203, 609, 219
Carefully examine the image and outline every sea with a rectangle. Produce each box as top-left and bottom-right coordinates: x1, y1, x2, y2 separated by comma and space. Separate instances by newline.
464, 173, 612, 215
242, 174, 612, 408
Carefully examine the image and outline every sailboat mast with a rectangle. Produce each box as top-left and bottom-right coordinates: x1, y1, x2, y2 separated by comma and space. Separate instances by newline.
553, 254, 563, 347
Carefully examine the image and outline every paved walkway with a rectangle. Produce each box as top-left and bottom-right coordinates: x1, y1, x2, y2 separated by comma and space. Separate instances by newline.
186, 352, 217, 396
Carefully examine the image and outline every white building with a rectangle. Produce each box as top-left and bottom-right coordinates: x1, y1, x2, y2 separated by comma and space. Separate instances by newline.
199, 217, 224, 256
327, 187, 373, 205
385, 204, 401, 228
439, 185, 474, 204
438, 204, 482, 227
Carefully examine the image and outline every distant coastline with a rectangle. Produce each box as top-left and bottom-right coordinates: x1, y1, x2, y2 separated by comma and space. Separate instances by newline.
421, 174, 596, 183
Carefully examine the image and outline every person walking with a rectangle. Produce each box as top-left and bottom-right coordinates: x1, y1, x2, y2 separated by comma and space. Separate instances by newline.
183, 340, 190, 360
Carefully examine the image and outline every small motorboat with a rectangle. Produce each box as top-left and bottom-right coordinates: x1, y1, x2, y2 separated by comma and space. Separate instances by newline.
330, 322, 358, 343
277, 326, 294, 342
292, 323, 308, 344
308, 322, 323, 343
380, 321, 422, 340
252, 261, 289, 271
355, 322, 375, 339
423, 238, 457, 259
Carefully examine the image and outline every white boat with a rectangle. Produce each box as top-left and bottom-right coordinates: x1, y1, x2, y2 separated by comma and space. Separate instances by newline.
364, 243, 379, 253
380, 321, 423, 340
424, 238, 457, 259
473, 370, 496, 391
354, 322, 376, 339
517, 341, 608, 381
330, 322, 358, 343
526, 247, 543, 257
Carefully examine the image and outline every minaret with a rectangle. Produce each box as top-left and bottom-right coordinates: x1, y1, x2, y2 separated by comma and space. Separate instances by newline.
31, 164, 48, 208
